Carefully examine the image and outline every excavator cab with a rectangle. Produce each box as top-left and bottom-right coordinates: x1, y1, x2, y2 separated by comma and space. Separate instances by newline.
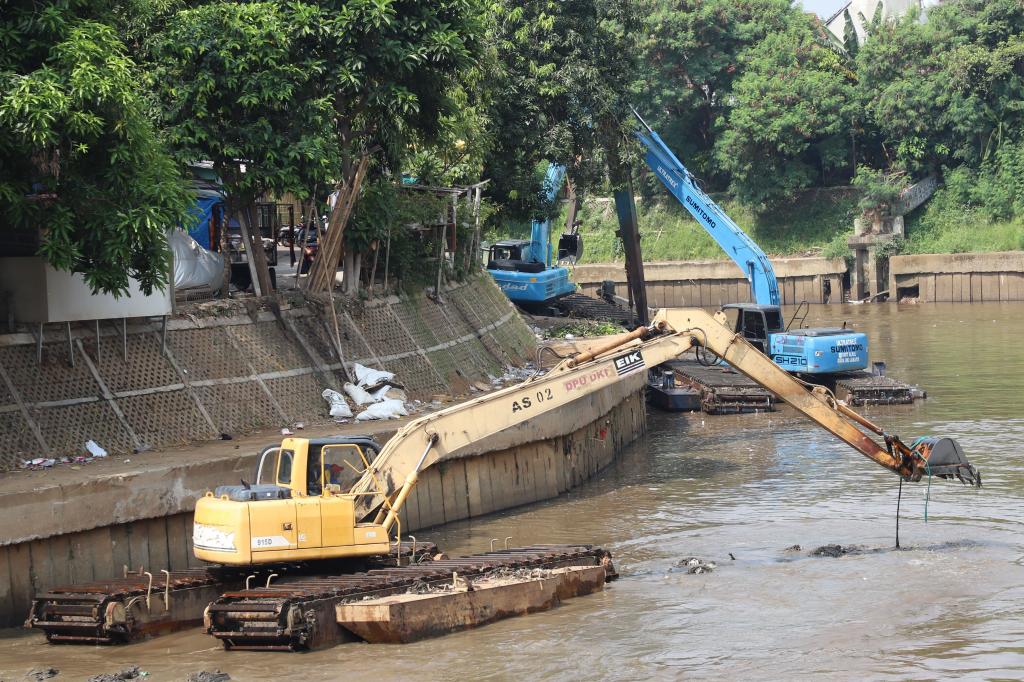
193, 436, 393, 566
723, 304, 785, 354
487, 240, 544, 273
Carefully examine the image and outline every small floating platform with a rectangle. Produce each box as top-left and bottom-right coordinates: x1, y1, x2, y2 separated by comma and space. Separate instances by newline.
668, 356, 924, 414
647, 383, 702, 412
336, 564, 608, 644
834, 372, 923, 406
668, 359, 776, 414
647, 369, 701, 412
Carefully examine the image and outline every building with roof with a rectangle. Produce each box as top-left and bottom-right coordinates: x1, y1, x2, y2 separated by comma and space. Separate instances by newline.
823, 0, 943, 43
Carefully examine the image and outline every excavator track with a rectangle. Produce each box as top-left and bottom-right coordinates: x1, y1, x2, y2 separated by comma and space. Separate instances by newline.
205, 544, 615, 651
28, 542, 434, 645
835, 372, 920, 406
27, 568, 227, 644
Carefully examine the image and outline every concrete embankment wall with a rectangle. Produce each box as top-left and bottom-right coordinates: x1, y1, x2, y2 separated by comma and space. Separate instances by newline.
889, 252, 1024, 302
573, 258, 846, 306
0, 275, 535, 472
0, 389, 646, 627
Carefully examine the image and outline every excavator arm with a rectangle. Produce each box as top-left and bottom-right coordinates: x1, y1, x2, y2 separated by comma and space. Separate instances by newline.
349, 308, 979, 530
645, 309, 979, 484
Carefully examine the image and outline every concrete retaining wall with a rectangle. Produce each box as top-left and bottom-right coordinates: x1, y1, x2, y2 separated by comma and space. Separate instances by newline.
0, 388, 645, 627
889, 252, 1024, 302
0, 275, 536, 472
573, 257, 846, 307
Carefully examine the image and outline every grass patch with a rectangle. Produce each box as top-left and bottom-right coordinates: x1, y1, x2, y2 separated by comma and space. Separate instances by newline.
903, 204, 1024, 255
490, 183, 1024, 264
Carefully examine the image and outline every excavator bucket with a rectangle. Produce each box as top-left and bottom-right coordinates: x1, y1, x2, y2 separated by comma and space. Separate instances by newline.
911, 437, 981, 487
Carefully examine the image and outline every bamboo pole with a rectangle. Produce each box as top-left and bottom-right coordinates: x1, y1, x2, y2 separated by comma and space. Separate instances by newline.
305, 154, 371, 293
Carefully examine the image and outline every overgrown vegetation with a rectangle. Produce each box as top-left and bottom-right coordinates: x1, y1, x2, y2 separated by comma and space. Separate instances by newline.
2, 0, 1023, 293
571, 188, 860, 263
543, 320, 626, 339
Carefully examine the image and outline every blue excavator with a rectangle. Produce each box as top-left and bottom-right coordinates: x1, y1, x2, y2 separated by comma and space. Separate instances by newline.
631, 109, 869, 375
487, 164, 581, 306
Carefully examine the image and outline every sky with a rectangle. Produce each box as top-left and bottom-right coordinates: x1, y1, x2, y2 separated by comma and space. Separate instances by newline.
798, 0, 849, 18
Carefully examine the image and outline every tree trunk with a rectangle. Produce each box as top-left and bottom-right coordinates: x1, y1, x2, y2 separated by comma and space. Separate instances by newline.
342, 249, 361, 296
219, 206, 231, 297
239, 205, 273, 298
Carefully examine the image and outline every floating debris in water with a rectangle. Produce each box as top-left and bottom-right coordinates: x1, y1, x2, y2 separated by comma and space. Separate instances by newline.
187, 672, 231, 682
811, 544, 854, 558
26, 668, 59, 681
675, 557, 717, 574
784, 544, 802, 552
88, 666, 145, 682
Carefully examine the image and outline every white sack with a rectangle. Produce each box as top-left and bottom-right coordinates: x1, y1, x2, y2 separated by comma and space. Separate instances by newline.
343, 382, 375, 406
321, 389, 353, 418
355, 399, 408, 422
352, 363, 395, 388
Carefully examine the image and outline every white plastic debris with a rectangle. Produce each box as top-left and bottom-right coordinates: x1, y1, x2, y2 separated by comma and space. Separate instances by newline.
368, 384, 393, 401
344, 382, 376, 406
281, 428, 293, 436
85, 440, 108, 458
355, 398, 409, 421
321, 389, 353, 419
352, 363, 395, 388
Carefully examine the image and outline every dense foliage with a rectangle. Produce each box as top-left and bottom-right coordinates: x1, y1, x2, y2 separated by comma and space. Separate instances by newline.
0, 0, 193, 295
2, 0, 1023, 292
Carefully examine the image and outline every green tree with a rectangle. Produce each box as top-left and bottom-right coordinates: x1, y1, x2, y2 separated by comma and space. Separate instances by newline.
0, 0, 193, 295
715, 16, 856, 207
635, 0, 794, 185
301, 0, 487, 290
151, 2, 333, 204
150, 1, 333, 294
856, 0, 1024, 174
482, 0, 639, 223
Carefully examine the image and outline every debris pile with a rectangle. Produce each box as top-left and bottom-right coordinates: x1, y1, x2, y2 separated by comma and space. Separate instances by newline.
87, 666, 146, 682
20, 440, 109, 471
674, 557, 717, 574
321, 362, 410, 422
811, 544, 857, 558
186, 672, 231, 682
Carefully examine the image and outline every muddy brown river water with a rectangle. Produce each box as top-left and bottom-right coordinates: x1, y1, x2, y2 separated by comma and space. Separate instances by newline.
2, 302, 1023, 681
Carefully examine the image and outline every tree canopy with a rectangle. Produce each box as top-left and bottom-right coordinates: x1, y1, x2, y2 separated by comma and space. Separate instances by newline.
3, 0, 1024, 291
0, 0, 193, 295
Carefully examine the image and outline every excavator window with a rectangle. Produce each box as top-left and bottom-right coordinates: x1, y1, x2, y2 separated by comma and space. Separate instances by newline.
255, 447, 281, 485
307, 447, 324, 496
277, 450, 294, 486
739, 309, 769, 353
321, 444, 366, 493
742, 310, 766, 340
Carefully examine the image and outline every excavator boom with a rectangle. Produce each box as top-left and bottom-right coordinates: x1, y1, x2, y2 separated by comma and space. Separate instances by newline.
351, 308, 978, 527
193, 306, 977, 568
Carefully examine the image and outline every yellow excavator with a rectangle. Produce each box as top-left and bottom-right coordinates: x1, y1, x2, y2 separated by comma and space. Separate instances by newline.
192, 307, 980, 566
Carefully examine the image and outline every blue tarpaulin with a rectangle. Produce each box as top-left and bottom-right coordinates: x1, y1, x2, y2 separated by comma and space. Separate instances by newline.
186, 196, 222, 249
